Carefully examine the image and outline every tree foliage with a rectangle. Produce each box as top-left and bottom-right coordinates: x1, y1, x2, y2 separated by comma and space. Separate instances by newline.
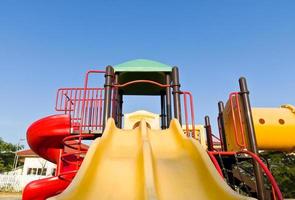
0, 138, 24, 173
261, 151, 295, 198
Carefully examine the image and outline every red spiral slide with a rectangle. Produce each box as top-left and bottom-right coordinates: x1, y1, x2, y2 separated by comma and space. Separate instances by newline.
23, 114, 73, 200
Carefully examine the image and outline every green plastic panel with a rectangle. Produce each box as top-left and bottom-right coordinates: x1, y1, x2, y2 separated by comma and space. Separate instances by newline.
114, 59, 172, 72
113, 59, 173, 95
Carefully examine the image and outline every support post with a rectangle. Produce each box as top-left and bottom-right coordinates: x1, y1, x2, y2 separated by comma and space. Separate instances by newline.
165, 73, 172, 126
113, 73, 119, 124
172, 67, 182, 124
160, 92, 167, 129
239, 77, 265, 200
117, 92, 123, 128
102, 66, 114, 130
204, 116, 214, 151
218, 101, 227, 151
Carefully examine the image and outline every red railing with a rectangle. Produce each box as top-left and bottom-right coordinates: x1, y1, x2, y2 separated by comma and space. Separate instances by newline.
211, 134, 222, 151
113, 79, 171, 88
217, 116, 225, 151
79, 70, 105, 134
56, 70, 106, 182
56, 87, 104, 132
208, 151, 283, 200
55, 70, 106, 133
56, 77, 197, 181
180, 91, 196, 138
229, 92, 246, 148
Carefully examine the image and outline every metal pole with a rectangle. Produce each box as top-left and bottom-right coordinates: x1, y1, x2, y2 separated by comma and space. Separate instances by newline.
113, 73, 119, 125
13, 139, 24, 170
204, 116, 214, 151
117, 92, 123, 128
239, 77, 265, 200
160, 92, 167, 129
172, 67, 182, 124
102, 65, 114, 130
218, 101, 227, 151
165, 73, 172, 126
13, 154, 18, 169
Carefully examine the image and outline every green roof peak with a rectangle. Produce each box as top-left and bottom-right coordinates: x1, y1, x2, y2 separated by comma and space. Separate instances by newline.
114, 59, 172, 72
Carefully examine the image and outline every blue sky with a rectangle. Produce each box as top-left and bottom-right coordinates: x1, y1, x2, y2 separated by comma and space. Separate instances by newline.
0, 1, 295, 146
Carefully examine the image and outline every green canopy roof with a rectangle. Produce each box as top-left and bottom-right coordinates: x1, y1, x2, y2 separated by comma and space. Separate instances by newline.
113, 59, 173, 95
114, 59, 172, 72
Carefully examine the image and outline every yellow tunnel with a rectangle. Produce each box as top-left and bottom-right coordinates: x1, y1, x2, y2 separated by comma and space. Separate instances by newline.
223, 101, 295, 152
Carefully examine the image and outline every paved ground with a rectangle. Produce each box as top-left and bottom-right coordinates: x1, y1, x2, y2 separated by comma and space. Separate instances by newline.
0, 192, 21, 200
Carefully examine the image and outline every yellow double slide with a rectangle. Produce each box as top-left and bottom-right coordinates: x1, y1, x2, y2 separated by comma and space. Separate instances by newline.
50, 119, 253, 200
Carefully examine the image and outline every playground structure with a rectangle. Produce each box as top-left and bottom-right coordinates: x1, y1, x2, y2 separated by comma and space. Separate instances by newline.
22, 59, 294, 200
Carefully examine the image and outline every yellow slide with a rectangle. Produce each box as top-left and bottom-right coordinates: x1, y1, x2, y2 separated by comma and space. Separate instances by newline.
50, 119, 254, 200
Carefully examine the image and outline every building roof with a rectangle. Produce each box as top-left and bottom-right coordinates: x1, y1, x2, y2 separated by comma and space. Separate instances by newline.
16, 149, 38, 157
16, 143, 90, 158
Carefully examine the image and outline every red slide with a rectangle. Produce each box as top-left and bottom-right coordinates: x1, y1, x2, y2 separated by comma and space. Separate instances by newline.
23, 114, 73, 200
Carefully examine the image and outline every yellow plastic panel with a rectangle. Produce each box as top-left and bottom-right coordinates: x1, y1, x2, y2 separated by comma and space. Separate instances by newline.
50, 118, 253, 200
252, 105, 295, 151
223, 98, 295, 151
182, 124, 207, 148
124, 110, 160, 129
223, 96, 250, 151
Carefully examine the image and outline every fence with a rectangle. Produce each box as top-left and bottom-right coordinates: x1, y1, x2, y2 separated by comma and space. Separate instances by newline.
0, 174, 47, 192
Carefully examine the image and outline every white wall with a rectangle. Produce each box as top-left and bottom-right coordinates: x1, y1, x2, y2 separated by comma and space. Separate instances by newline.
23, 157, 56, 176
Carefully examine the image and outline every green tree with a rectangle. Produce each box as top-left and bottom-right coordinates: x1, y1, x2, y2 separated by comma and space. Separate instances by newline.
0, 138, 24, 173
261, 151, 295, 198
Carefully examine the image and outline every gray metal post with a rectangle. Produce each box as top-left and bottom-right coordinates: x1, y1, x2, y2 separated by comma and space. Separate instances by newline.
172, 67, 182, 124
239, 77, 265, 200
102, 66, 114, 130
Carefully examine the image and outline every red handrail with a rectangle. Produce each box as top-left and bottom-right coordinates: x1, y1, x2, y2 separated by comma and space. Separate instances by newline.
211, 134, 221, 141
238, 150, 283, 200
209, 151, 236, 156
208, 151, 283, 200
56, 70, 106, 181
211, 134, 222, 151
229, 92, 246, 148
180, 91, 196, 138
58, 134, 95, 181
80, 70, 105, 134
113, 79, 171, 88
55, 87, 105, 130
207, 151, 224, 178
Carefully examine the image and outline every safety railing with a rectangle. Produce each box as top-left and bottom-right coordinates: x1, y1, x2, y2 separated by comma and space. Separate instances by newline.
211, 134, 222, 151
217, 116, 225, 151
208, 151, 283, 200
56, 77, 197, 180
229, 92, 246, 148
113, 79, 170, 88
56, 70, 106, 182
55, 87, 105, 132
180, 91, 196, 138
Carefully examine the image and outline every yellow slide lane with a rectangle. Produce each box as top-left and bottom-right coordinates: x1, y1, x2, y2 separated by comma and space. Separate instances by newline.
50, 119, 254, 200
